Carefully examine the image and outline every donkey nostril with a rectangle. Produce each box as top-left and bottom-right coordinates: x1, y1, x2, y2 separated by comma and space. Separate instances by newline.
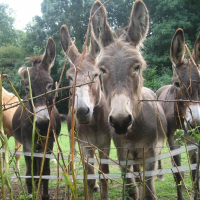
109, 116, 114, 125
126, 114, 133, 126
86, 107, 90, 115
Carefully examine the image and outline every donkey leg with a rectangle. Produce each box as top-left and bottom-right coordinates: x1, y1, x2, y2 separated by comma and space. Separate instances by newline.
42, 140, 53, 200
15, 139, 21, 171
144, 162, 156, 200
133, 165, 143, 198
99, 149, 110, 200
84, 148, 96, 200
68, 129, 77, 174
157, 160, 164, 181
42, 157, 50, 200
120, 164, 139, 200
169, 136, 185, 200
172, 154, 185, 200
189, 149, 197, 182
24, 155, 33, 195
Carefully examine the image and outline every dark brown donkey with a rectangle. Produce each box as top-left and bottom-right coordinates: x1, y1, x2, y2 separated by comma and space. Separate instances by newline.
156, 28, 200, 200
60, 24, 111, 200
90, 0, 167, 199
12, 38, 61, 200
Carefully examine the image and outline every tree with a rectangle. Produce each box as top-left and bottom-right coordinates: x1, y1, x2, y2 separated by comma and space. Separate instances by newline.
0, 4, 17, 46
143, 0, 200, 71
0, 45, 23, 68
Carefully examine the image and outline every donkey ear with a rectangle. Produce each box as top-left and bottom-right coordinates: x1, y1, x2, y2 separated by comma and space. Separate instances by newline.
192, 32, 200, 65
42, 37, 56, 71
18, 66, 27, 78
127, 0, 149, 46
90, 0, 113, 48
89, 34, 100, 59
170, 28, 185, 66
60, 25, 80, 62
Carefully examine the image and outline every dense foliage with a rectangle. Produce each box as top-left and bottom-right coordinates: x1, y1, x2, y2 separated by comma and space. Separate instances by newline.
0, 0, 200, 113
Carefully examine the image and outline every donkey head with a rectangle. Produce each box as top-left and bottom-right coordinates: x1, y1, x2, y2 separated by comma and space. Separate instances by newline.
170, 28, 200, 129
90, 0, 149, 134
60, 25, 101, 124
18, 38, 56, 127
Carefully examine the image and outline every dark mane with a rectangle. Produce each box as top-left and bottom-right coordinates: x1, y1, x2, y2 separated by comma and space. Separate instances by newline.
26, 56, 42, 67
113, 26, 127, 39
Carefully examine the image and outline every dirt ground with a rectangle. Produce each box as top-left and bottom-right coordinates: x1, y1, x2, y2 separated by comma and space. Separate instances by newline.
1, 167, 70, 200
2, 184, 67, 200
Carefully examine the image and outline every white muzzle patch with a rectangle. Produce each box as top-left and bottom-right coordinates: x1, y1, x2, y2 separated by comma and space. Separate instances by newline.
184, 104, 200, 129
35, 106, 50, 123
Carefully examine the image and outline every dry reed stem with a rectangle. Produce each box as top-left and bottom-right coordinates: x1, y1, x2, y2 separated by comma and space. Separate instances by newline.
0, 75, 6, 200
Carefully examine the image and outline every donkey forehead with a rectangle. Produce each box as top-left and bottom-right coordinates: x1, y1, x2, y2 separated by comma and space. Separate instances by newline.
67, 55, 98, 76
173, 60, 200, 82
73, 53, 95, 66
97, 40, 145, 71
24, 66, 53, 85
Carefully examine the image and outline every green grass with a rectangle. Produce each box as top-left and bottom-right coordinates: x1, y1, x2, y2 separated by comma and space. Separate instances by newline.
4, 122, 196, 199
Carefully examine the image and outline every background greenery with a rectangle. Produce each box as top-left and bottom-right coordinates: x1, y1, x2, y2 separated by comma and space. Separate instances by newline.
1, 0, 200, 113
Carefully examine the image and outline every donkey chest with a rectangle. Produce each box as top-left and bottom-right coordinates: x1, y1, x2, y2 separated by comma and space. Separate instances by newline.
76, 122, 110, 146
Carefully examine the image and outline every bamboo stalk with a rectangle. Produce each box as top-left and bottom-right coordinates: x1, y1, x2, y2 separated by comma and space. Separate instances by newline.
27, 68, 36, 200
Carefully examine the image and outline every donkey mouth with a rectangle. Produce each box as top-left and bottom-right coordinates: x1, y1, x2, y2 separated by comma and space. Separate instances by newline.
112, 124, 132, 135
77, 118, 90, 124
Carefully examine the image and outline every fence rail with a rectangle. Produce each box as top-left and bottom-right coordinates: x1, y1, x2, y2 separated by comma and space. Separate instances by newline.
1, 143, 198, 180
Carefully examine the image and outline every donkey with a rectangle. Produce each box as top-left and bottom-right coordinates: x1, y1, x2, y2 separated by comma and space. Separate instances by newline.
12, 38, 61, 200
90, 1, 167, 199
1, 87, 21, 173
60, 24, 111, 200
156, 28, 200, 200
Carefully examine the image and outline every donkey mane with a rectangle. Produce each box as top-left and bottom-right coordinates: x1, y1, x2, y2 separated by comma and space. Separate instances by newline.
26, 56, 42, 67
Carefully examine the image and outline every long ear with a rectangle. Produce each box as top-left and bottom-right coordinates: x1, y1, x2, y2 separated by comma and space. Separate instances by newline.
18, 66, 27, 78
60, 25, 80, 62
42, 37, 56, 71
127, 0, 149, 46
170, 28, 185, 66
192, 32, 200, 65
89, 34, 100, 59
90, 0, 113, 48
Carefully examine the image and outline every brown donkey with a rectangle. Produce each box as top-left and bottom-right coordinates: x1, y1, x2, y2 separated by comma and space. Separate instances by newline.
12, 38, 61, 200
60, 25, 111, 200
1, 87, 21, 173
156, 28, 200, 200
90, 0, 167, 199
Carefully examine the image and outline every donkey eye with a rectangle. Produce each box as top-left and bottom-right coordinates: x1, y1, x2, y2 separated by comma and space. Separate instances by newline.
68, 76, 73, 81
47, 84, 53, 91
25, 87, 30, 93
133, 65, 140, 74
100, 67, 107, 74
174, 82, 180, 88
94, 73, 98, 78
